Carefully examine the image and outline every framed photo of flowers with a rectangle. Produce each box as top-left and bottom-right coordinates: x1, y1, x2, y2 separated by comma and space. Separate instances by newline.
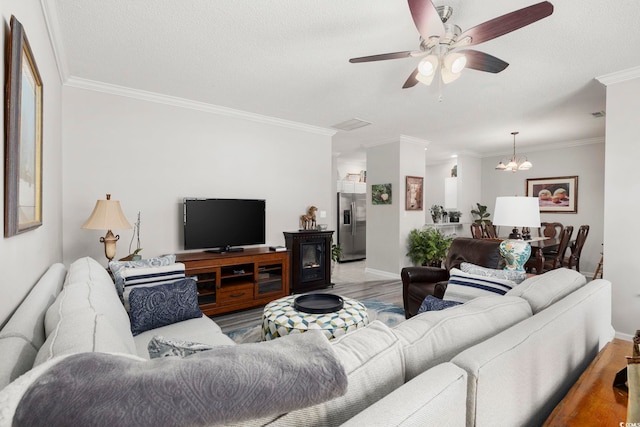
372, 183, 392, 205
5, 16, 43, 237
526, 176, 578, 213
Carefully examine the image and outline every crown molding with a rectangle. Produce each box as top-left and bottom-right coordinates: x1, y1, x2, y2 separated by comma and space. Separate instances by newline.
482, 136, 605, 158
596, 66, 640, 86
65, 77, 337, 136
40, 0, 69, 83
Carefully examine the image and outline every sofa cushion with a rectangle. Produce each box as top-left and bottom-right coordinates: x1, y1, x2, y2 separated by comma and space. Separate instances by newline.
44, 281, 134, 349
250, 320, 405, 426
64, 257, 112, 288
34, 310, 136, 367
460, 262, 527, 284
109, 254, 177, 297
445, 268, 517, 303
0, 263, 66, 389
341, 362, 468, 427
133, 316, 234, 358
505, 268, 587, 314
128, 278, 202, 336
394, 295, 532, 382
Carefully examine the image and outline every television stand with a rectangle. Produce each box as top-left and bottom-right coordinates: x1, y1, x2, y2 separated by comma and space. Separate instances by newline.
206, 245, 245, 254
176, 248, 290, 316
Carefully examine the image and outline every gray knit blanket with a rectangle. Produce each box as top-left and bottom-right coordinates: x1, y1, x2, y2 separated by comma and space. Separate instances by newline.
13, 332, 347, 427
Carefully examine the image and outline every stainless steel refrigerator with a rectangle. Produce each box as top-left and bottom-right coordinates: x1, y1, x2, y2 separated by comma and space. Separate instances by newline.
337, 192, 366, 262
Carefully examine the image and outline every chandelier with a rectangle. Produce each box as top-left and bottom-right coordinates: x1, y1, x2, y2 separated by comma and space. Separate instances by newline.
495, 132, 532, 172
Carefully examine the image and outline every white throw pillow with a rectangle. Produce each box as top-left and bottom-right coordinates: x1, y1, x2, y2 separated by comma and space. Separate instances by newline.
445, 268, 517, 303
460, 262, 527, 284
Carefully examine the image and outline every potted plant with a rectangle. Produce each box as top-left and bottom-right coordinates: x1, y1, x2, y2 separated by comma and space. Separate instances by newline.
406, 227, 453, 267
430, 204, 444, 223
448, 210, 462, 223
330, 242, 342, 276
470, 203, 491, 224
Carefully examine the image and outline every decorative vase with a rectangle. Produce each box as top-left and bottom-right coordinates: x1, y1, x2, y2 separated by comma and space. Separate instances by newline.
499, 240, 531, 272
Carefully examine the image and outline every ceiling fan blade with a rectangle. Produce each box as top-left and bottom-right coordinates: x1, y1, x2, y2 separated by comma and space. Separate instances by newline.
349, 51, 418, 63
460, 50, 509, 73
408, 0, 445, 40
402, 68, 420, 89
454, 1, 553, 47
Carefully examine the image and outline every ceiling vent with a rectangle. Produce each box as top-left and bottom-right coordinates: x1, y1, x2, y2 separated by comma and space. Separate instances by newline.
591, 111, 606, 118
331, 118, 372, 132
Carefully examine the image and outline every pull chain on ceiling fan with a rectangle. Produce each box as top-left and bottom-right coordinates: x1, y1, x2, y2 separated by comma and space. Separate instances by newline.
349, 0, 554, 89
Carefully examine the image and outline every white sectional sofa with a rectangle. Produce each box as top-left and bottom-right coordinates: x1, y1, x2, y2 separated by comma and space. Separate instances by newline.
0, 256, 613, 426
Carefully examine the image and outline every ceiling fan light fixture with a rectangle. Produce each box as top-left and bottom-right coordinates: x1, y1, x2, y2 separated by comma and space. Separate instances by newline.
446, 52, 467, 74
418, 55, 437, 77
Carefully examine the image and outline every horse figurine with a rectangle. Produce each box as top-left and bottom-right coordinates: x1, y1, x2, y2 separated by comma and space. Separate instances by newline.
300, 206, 318, 230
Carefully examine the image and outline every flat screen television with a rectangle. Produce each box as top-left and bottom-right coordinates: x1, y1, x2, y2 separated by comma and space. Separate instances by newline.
183, 198, 265, 253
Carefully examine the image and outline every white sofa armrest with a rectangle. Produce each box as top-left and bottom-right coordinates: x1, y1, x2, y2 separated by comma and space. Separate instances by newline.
341, 362, 467, 427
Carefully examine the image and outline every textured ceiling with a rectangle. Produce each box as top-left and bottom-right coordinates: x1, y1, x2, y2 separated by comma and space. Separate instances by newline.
45, 0, 640, 163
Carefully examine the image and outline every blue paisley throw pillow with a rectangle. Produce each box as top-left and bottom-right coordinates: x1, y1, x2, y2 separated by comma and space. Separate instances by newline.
129, 278, 202, 336
417, 295, 462, 314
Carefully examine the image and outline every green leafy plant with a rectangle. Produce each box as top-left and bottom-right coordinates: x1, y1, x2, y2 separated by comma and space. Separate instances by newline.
470, 203, 491, 224
331, 243, 342, 263
406, 227, 453, 267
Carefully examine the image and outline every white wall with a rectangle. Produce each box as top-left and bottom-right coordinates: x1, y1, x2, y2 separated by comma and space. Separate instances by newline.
366, 143, 400, 275
0, 1, 63, 327
62, 87, 333, 264
481, 141, 605, 275
601, 74, 640, 339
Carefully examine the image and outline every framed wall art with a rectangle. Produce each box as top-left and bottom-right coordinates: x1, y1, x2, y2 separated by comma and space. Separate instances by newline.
371, 183, 392, 205
405, 176, 423, 210
526, 176, 578, 213
5, 16, 43, 237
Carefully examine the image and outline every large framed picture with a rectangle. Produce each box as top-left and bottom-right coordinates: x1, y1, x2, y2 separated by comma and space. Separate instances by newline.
405, 176, 423, 210
526, 176, 578, 213
5, 16, 43, 237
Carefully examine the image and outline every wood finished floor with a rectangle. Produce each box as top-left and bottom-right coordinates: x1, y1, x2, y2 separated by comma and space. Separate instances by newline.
211, 261, 403, 333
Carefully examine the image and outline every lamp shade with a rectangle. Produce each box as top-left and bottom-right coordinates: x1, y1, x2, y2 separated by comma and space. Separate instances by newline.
492, 196, 541, 228
81, 194, 132, 231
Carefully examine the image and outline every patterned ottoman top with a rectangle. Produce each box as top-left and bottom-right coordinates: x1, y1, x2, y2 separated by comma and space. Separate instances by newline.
262, 294, 369, 340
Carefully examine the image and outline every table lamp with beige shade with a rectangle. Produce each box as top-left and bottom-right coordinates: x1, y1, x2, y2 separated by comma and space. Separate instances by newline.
82, 194, 132, 263
492, 196, 541, 272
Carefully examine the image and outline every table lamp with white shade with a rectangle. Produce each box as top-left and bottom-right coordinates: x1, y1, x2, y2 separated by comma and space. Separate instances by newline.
81, 194, 132, 263
492, 196, 541, 272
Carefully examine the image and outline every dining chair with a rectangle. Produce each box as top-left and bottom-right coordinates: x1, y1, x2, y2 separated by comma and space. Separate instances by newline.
483, 222, 498, 239
470, 223, 484, 239
542, 225, 574, 271
565, 225, 589, 272
539, 222, 564, 239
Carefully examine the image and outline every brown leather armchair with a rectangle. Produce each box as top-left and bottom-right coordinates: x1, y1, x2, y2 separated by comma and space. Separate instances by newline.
401, 237, 503, 318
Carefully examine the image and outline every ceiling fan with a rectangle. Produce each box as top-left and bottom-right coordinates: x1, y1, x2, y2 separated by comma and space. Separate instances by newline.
349, 0, 554, 88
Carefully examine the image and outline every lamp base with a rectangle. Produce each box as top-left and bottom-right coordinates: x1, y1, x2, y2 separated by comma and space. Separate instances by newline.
499, 239, 531, 272
100, 230, 120, 263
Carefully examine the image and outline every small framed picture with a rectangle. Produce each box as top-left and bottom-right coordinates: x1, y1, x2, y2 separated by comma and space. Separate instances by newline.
405, 176, 423, 211
526, 176, 578, 213
371, 184, 392, 205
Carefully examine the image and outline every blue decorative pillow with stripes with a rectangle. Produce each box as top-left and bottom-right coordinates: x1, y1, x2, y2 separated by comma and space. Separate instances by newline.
444, 268, 516, 303
121, 263, 186, 311
109, 255, 177, 299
